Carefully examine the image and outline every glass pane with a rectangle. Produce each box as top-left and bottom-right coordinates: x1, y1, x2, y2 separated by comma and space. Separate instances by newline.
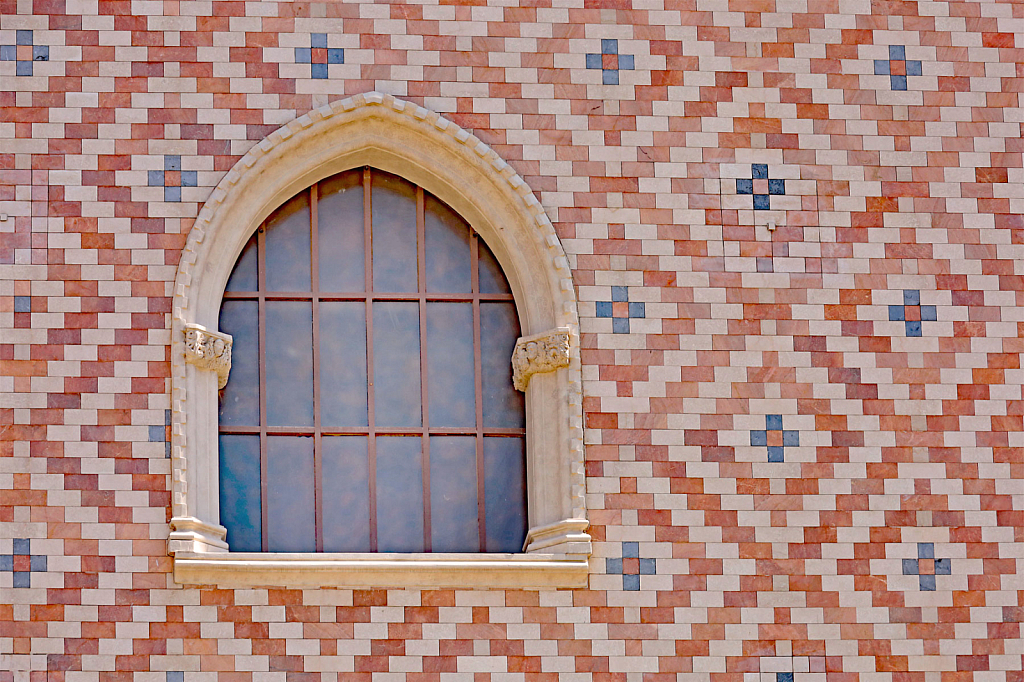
225, 234, 257, 292
219, 300, 259, 426
218, 434, 262, 552
484, 437, 527, 553
265, 191, 312, 292
319, 302, 368, 427
376, 436, 424, 552
266, 436, 315, 552
372, 302, 421, 428
424, 195, 471, 293
429, 436, 478, 552
371, 172, 418, 292
478, 240, 511, 294
425, 302, 475, 428
266, 301, 314, 427
481, 302, 524, 428
318, 170, 365, 292
322, 436, 370, 552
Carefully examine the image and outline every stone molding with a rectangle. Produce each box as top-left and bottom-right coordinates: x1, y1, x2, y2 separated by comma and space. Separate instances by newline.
512, 327, 571, 391
169, 92, 588, 581
183, 324, 232, 389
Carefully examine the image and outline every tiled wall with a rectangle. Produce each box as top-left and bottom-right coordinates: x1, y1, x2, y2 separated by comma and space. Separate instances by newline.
2, 0, 1023, 680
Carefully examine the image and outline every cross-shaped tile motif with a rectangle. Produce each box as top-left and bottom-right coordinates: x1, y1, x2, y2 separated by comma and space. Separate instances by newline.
149, 155, 197, 202
0, 30, 49, 76
606, 541, 655, 591
295, 33, 344, 79
596, 285, 644, 334
888, 289, 935, 337
874, 45, 921, 91
902, 542, 950, 590
736, 164, 786, 211
750, 414, 799, 462
586, 39, 634, 85
1, 538, 46, 588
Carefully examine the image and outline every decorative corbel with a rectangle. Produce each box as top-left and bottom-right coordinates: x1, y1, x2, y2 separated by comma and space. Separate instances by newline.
183, 324, 233, 389
511, 327, 571, 391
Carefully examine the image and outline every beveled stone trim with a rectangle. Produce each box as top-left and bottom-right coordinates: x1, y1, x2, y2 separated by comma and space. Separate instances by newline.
173, 552, 589, 589
523, 517, 592, 556
168, 516, 228, 554
183, 324, 232, 389
512, 327, 571, 391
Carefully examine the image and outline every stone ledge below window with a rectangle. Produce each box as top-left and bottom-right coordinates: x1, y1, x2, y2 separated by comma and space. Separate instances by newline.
172, 551, 590, 589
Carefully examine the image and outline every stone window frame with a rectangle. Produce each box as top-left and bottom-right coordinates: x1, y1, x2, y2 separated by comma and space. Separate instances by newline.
168, 92, 590, 588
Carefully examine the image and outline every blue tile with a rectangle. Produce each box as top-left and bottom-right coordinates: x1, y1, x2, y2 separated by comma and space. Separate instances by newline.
16, 30, 33, 46
602, 69, 618, 85
874, 59, 889, 75
164, 155, 181, 171
639, 558, 656, 575
622, 573, 640, 591
13, 572, 30, 588
149, 425, 165, 442
768, 178, 786, 195
891, 75, 907, 91
906, 60, 922, 76
606, 557, 623, 574
921, 305, 936, 321
295, 47, 311, 63
918, 542, 934, 559
919, 574, 936, 591
601, 38, 617, 55
165, 409, 172, 426
611, 285, 628, 302
750, 430, 767, 447
585, 53, 602, 69
889, 44, 906, 60
905, 320, 922, 337
311, 33, 327, 48
777, 673, 794, 682
622, 541, 639, 558
596, 301, 613, 318
148, 170, 164, 187
751, 164, 768, 179
327, 48, 345, 64
783, 430, 799, 447
935, 558, 951, 575
0, 555, 11, 571
13, 539, 30, 555
756, 257, 774, 273
167, 673, 184, 682
889, 305, 904, 321
16, 61, 32, 76
767, 447, 784, 462
736, 178, 753, 195
311, 63, 328, 79
752, 194, 770, 210
612, 317, 630, 334
903, 289, 920, 306
628, 302, 645, 318
14, 296, 30, 313
181, 171, 197, 187
0, 45, 15, 60
902, 558, 918, 575
164, 186, 181, 203
33, 45, 48, 61
766, 414, 783, 430
618, 54, 634, 70
30, 555, 45, 571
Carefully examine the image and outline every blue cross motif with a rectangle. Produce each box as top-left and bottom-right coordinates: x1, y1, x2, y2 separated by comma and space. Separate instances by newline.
0, 30, 49, 76
295, 33, 344, 79
605, 541, 655, 591
874, 45, 922, 91
888, 289, 936, 337
902, 542, 951, 591
736, 164, 786, 210
596, 285, 645, 333
1, 538, 46, 588
586, 39, 634, 85
750, 414, 799, 462
148, 155, 197, 202
777, 674, 794, 682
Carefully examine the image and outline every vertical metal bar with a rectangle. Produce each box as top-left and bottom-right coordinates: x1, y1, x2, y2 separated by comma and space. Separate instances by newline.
364, 168, 378, 551
416, 186, 432, 552
257, 223, 269, 552
310, 184, 323, 552
471, 232, 487, 551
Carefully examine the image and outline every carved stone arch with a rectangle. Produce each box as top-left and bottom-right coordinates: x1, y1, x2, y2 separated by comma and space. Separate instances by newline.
168, 92, 589, 587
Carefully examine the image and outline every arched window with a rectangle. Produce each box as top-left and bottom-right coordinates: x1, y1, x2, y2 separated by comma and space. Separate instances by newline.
216, 168, 527, 554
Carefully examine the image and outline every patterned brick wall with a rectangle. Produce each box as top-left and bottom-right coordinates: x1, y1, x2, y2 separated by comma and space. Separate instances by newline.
2, 0, 1023, 680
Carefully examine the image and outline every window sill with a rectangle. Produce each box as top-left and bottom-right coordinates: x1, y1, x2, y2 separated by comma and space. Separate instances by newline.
172, 551, 590, 589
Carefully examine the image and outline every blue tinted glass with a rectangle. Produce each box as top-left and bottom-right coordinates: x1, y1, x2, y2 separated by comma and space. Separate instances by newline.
318, 170, 365, 292
427, 302, 475, 428
424, 195, 472, 293
219, 435, 262, 551
429, 436, 478, 552
376, 437, 424, 552
265, 191, 312, 292
322, 436, 370, 552
373, 302, 421, 428
371, 172, 417, 292
319, 302, 368, 427
481, 302, 524, 428
219, 300, 259, 426
266, 301, 314, 427
478, 240, 511, 294
484, 437, 527, 552
225, 235, 257, 292
266, 436, 315, 552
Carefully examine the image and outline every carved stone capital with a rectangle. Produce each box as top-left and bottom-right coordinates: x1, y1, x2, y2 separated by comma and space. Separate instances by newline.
183, 324, 233, 389
512, 327, 571, 391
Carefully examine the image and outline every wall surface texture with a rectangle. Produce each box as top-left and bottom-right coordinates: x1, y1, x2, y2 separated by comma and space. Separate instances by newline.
2, 0, 1024, 680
